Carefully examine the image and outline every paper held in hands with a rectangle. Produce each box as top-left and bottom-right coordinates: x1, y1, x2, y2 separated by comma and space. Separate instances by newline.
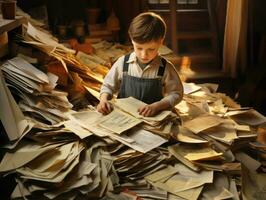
114, 96, 172, 122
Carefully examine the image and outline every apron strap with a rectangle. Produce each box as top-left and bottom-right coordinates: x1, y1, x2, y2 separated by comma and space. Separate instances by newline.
157, 57, 167, 77
123, 53, 131, 72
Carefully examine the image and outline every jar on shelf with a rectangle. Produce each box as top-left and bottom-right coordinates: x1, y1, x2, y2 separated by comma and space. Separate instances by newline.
73, 21, 85, 37
106, 10, 120, 32
1, 0, 17, 19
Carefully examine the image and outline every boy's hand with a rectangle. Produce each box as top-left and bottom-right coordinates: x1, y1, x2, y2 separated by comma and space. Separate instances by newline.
138, 100, 171, 117
97, 93, 113, 115
138, 104, 159, 117
97, 100, 113, 115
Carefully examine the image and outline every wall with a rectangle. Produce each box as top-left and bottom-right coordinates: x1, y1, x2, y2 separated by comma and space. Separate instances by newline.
17, 0, 227, 46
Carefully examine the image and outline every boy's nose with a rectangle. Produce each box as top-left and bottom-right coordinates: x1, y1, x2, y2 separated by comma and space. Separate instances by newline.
141, 51, 148, 58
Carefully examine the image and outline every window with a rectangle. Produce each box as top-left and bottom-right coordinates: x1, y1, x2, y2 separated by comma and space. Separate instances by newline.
148, 0, 198, 4
178, 0, 198, 4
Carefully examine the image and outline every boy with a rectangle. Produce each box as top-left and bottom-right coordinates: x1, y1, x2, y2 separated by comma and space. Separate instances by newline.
97, 12, 183, 117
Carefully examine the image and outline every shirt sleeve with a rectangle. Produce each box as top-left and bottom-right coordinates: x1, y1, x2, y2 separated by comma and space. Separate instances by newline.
161, 61, 184, 107
100, 56, 124, 98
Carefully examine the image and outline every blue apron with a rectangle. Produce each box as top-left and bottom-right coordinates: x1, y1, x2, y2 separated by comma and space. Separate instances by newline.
118, 53, 166, 104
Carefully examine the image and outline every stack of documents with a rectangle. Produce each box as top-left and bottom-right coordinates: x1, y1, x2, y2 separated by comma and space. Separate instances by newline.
0, 57, 48, 141
23, 22, 131, 92
174, 83, 265, 162
111, 146, 168, 182
0, 139, 119, 199
114, 97, 181, 138
1, 19, 266, 199
1, 57, 73, 126
2, 57, 56, 93
91, 40, 133, 64
21, 22, 132, 109
68, 109, 167, 153
145, 164, 213, 200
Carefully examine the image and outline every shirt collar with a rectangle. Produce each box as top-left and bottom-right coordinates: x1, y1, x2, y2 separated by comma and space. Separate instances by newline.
127, 52, 137, 63
126, 52, 162, 67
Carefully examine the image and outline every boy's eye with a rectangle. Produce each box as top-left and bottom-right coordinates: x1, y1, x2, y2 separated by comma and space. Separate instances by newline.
136, 47, 155, 52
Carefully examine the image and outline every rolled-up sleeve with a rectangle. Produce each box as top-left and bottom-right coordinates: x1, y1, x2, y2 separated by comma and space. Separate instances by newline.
161, 62, 183, 107
100, 56, 124, 97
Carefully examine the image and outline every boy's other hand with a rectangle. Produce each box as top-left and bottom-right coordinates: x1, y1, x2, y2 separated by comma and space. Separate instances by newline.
97, 101, 113, 115
138, 104, 158, 117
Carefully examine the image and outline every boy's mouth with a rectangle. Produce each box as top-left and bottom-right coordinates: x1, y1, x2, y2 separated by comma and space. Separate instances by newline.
140, 58, 150, 63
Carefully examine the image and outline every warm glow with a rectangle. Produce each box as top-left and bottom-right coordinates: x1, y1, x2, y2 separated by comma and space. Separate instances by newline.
179, 56, 195, 81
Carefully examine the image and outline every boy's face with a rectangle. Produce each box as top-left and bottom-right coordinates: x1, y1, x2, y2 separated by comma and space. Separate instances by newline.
132, 39, 163, 64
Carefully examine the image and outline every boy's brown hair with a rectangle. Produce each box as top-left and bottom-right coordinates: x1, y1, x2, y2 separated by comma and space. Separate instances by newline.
128, 12, 166, 44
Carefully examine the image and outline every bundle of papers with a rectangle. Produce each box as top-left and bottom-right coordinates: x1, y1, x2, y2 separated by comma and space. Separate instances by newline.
200, 173, 238, 200
113, 97, 181, 138
145, 164, 213, 200
0, 139, 119, 199
0, 65, 33, 141
115, 97, 172, 123
1, 20, 266, 200
111, 146, 169, 182
68, 109, 167, 153
91, 40, 132, 64
2, 57, 51, 93
1, 57, 73, 127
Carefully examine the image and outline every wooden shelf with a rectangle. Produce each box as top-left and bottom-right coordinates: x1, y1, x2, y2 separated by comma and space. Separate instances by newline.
180, 65, 226, 80
0, 16, 27, 35
165, 52, 226, 81
0, 16, 27, 58
176, 30, 213, 39
165, 52, 216, 66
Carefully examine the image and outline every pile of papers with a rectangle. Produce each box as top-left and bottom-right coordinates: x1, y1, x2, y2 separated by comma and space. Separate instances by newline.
1, 21, 266, 200
91, 40, 132, 64
68, 108, 167, 153
114, 97, 181, 138
0, 56, 171, 199
22, 22, 131, 103
0, 56, 73, 142
0, 139, 120, 199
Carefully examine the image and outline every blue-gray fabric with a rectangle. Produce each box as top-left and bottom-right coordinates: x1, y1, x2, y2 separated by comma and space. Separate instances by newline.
118, 54, 166, 104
